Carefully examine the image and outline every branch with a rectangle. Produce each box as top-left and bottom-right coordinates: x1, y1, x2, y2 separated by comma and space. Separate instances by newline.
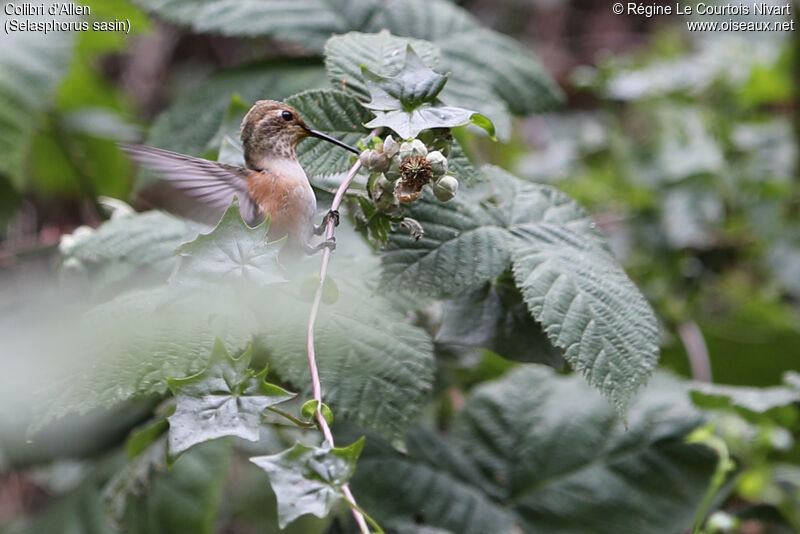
305, 158, 370, 534
677, 320, 712, 383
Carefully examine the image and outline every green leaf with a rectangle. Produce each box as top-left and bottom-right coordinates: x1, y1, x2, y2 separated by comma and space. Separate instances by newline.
250, 438, 365, 528
60, 210, 200, 291
381, 189, 512, 296
362, 47, 448, 112
359, 46, 495, 139
382, 166, 659, 409
129, 0, 381, 51
437, 278, 564, 367
171, 201, 285, 288
129, 1, 560, 140
34, 285, 254, 431
0, 20, 75, 189
166, 341, 295, 457
324, 31, 440, 103
365, 107, 494, 140
690, 372, 800, 415
111, 440, 232, 534
255, 271, 435, 441
285, 89, 372, 177
351, 367, 715, 534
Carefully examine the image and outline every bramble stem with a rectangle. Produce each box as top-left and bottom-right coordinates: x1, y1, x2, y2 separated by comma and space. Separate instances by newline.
305, 158, 369, 534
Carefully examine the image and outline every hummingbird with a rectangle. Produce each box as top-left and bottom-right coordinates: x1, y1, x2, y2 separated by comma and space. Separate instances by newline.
121, 100, 359, 255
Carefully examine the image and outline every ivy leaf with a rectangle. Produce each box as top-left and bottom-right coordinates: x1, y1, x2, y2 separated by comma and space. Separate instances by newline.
359, 46, 495, 139
167, 340, 295, 458
362, 47, 448, 111
250, 438, 365, 528
366, 107, 494, 141
171, 200, 285, 288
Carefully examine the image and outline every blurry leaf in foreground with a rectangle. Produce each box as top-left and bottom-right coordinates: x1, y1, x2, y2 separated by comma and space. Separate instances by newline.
255, 273, 435, 441
0, 22, 75, 189
167, 341, 295, 458
690, 372, 800, 424
250, 438, 365, 528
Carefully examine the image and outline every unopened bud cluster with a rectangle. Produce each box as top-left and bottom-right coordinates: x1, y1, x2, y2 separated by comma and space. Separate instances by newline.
359, 132, 459, 211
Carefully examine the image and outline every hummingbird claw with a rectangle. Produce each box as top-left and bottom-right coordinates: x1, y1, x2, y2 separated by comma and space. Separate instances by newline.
304, 237, 336, 255
322, 237, 336, 251
313, 210, 340, 235
324, 209, 340, 228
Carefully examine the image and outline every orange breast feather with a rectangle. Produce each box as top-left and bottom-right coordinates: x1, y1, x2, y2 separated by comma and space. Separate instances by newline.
247, 171, 315, 242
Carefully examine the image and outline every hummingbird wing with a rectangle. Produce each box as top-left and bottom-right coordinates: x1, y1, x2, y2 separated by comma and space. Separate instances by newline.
121, 143, 263, 227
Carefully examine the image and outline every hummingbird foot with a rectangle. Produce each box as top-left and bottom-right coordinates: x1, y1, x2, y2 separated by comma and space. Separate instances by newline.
314, 209, 340, 235
304, 237, 336, 255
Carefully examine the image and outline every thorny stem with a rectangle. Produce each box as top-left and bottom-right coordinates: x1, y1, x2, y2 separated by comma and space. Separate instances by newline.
305, 158, 369, 534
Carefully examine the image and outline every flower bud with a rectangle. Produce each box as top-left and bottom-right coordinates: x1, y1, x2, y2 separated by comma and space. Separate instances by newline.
425, 150, 448, 177
384, 157, 402, 181
382, 135, 399, 158
399, 139, 427, 160
359, 149, 390, 173
433, 175, 459, 202
375, 174, 394, 192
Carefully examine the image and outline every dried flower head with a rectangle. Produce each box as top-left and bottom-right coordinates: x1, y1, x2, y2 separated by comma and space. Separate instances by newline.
395, 155, 433, 203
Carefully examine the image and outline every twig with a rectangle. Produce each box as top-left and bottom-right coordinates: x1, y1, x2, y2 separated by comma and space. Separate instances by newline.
305, 158, 369, 533
677, 320, 712, 382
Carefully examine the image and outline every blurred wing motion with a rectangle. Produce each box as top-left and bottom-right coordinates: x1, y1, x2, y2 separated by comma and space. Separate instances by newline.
121, 143, 263, 227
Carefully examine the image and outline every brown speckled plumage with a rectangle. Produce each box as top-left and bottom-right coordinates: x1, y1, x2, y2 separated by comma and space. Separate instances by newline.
241, 100, 310, 168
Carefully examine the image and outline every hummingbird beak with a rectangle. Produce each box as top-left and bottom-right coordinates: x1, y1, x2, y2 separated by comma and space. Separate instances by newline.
304, 127, 359, 154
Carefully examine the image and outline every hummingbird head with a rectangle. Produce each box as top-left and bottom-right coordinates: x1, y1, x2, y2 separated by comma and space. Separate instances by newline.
240, 100, 357, 170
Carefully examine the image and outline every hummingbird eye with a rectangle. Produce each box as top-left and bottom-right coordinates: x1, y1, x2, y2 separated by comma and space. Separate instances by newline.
280, 110, 294, 122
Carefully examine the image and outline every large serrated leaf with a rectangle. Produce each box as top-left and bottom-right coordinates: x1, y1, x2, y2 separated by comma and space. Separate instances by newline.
61, 210, 200, 291
129, 0, 381, 51
0, 20, 75, 188
255, 272, 435, 441
350, 367, 715, 534
285, 89, 372, 177
437, 279, 564, 367
381, 166, 659, 408
381, 189, 511, 296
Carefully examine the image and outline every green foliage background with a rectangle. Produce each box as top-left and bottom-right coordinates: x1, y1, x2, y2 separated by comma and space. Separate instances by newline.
1, 1, 799, 533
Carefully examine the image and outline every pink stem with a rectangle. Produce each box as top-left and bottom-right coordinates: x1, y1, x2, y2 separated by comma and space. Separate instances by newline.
305, 159, 369, 533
